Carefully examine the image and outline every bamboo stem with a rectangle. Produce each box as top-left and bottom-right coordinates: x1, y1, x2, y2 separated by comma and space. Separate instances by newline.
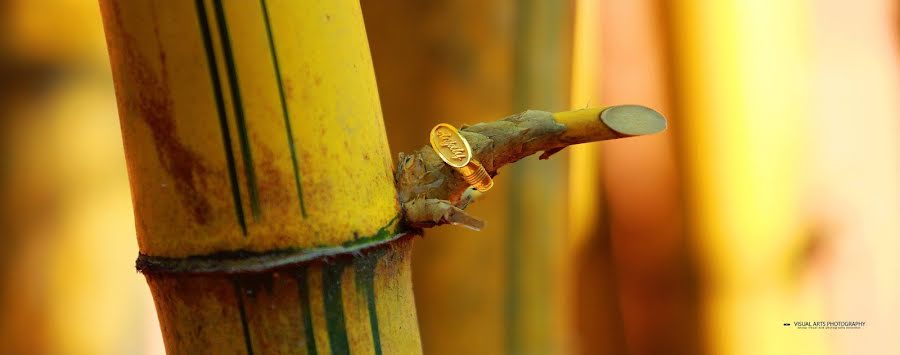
99, 0, 422, 353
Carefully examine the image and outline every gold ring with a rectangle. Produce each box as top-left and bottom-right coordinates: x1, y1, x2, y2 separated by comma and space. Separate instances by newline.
429, 123, 494, 192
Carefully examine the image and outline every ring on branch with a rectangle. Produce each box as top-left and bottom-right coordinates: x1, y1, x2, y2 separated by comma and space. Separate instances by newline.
397, 104, 667, 230
430, 123, 494, 192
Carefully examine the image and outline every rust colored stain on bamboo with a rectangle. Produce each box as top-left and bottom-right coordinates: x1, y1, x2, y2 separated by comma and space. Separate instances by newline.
101, 0, 399, 258
99, 0, 422, 353
106, 1, 215, 225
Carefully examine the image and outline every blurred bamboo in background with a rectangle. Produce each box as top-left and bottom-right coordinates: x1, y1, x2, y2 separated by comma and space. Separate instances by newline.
0, 0, 161, 353
506, 0, 574, 353
807, 0, 900, 353
582, 0, 702, 354
670, 1, 821, 354
668, 1, 900, 353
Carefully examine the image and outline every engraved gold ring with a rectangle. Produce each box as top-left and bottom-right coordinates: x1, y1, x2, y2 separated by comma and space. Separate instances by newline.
429, 123, 493, 192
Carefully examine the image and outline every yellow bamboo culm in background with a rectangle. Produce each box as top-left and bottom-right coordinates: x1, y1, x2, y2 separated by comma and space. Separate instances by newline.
670, 1, 824, 354
99, 0, 421, 353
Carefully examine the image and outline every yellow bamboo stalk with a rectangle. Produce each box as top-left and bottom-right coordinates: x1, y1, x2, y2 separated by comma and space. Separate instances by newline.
99, 0, 420, 353
670, 1, 824, 354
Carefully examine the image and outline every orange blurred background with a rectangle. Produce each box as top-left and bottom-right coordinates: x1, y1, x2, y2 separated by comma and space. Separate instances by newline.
1, 0, 897, 354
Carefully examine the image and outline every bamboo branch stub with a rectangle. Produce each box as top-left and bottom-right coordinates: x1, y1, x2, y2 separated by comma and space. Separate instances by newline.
397, 105, 666, 229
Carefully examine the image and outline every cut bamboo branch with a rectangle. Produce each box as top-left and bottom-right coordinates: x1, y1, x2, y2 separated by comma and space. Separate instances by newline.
398, 105, 666, 229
